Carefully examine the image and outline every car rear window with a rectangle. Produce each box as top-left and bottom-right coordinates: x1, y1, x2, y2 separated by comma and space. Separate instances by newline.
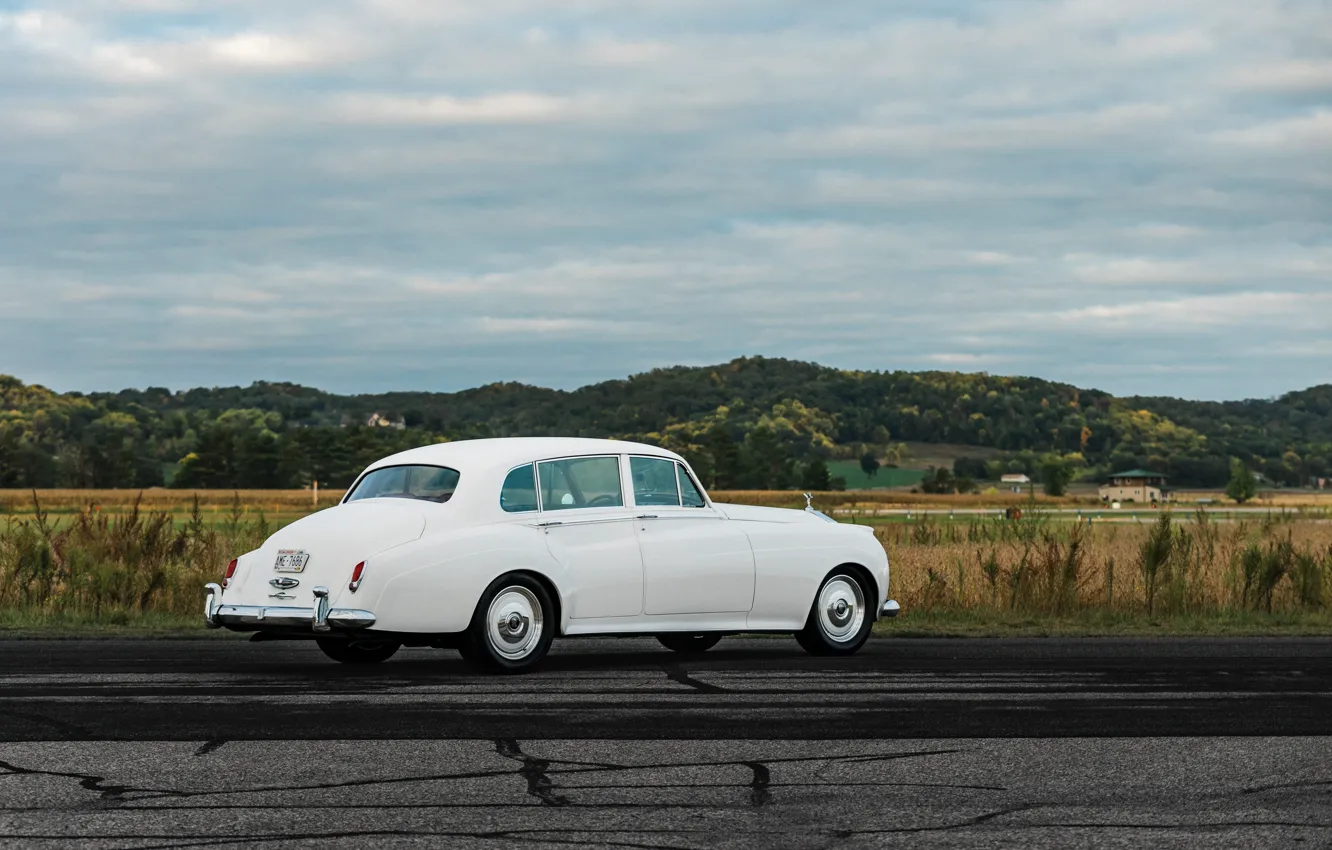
346, 465, 461, 504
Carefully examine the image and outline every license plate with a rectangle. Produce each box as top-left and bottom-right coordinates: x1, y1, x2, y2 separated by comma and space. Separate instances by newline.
273, 549, 310, 572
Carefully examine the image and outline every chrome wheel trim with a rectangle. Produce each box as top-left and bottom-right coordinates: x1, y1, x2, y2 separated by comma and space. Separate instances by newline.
817, 576, 865, 643
486, 586, 544, 660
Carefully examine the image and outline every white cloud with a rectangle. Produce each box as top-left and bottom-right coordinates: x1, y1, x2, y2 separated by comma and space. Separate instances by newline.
206, 32, 325, 69
1216, 111, 1332, 151
1230, 61, 1332, 92
1066, 257, 1216, 285
328, 92, 575, 125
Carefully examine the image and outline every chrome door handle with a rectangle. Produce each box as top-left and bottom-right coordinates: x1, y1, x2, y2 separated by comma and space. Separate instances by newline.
636, 514, 658, 519
537, 520, 563, 527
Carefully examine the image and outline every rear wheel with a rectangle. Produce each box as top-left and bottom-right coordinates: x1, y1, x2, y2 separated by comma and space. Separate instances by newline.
795, 570, 872, 656
460, 574, 556, 673
316, 637, 401, 664
657, 633, 723, 654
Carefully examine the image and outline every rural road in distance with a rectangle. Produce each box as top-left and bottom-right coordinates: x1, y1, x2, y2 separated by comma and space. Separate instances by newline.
2, 636, 1331, 848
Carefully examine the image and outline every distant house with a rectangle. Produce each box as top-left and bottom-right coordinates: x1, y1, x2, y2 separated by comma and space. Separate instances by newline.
1099, 470, 1167, 503
366, 412, 406, 430
1000, 473, 1030, 493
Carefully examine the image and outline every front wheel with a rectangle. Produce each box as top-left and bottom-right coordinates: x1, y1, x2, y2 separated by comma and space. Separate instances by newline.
460, 574, 556, 673
657, 633, 723, 653
316, 637, 401, 664
795, 570, 873, 656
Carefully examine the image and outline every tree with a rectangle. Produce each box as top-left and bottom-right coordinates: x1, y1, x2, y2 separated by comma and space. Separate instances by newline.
800, 458, 832, 491
1041, 459, 1071, 497
705, 425, 743, 489
920, 466, 956, 494
953, 456, 989, 481
1226, 459, 1257, 504
859, 452, 880, 479
743, 427, 794, 489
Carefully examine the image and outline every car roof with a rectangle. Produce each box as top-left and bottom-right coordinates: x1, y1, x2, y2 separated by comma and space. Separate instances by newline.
363, 437, 681, 478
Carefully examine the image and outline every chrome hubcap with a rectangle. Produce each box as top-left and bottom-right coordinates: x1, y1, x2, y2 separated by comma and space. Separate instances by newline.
486, 586, 543, 660
817, 577, 864, 642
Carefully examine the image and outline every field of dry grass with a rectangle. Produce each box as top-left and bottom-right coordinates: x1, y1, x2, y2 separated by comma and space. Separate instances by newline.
2, 489, 1330, 634
878, 512, 1332, 618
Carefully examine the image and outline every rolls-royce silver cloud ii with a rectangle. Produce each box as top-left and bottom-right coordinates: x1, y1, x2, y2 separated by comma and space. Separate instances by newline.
205, 438, 898, 672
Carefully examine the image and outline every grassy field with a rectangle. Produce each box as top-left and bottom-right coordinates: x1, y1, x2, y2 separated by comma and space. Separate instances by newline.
2, 489, 1331, 637
826, 461, 925, 490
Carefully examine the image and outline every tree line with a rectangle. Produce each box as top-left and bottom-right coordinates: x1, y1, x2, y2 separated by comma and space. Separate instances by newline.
1, 357, 1328, 491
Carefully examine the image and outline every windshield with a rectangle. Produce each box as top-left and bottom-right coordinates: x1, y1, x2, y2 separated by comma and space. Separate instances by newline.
346, 465, 461, 504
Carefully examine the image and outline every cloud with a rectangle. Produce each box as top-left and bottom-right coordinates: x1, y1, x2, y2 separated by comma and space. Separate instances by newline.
328, 93, 576, 125
0, 0, 1328, 401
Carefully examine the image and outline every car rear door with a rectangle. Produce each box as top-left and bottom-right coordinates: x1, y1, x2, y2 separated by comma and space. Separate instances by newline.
537, 455, 645, 619
629, 456, 755, 615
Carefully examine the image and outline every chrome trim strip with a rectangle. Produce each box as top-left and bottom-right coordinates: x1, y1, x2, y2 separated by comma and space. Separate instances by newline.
204, 583, 222, 628
211, 603, 377, 630
312, 586, 331, 632
881, 599, 901, 618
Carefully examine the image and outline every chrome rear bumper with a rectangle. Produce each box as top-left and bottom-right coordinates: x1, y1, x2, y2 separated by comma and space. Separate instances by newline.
205, 583, 375, 632
880, 599, 901, 618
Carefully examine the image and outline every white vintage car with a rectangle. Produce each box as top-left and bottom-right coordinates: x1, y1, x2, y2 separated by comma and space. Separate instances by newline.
205, 437, 898, 671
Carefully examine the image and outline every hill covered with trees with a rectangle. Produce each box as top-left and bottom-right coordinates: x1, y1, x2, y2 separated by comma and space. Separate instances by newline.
1, 357, 1328, 491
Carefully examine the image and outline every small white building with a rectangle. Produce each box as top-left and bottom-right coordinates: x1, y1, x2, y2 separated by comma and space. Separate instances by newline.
1000, 473, 1030, 493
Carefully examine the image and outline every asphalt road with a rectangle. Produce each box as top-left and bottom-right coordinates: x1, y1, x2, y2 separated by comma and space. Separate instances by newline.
2, 636, 1331, 848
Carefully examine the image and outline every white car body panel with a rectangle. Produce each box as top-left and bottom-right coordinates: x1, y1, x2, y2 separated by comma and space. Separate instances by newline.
211, 437, 891, 639
637, 509, 755, 615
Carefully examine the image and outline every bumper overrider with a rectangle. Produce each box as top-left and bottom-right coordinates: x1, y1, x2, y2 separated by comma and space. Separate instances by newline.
204, 583, 376, 633
881, 599, 901, 618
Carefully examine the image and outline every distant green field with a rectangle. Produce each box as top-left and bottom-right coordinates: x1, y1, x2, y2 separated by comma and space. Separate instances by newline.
828, 460, 926, 490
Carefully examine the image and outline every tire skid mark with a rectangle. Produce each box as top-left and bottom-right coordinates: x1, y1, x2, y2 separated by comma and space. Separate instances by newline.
0, 709, 94, 740
742, 761, 771, 806
660, 663, 725, 693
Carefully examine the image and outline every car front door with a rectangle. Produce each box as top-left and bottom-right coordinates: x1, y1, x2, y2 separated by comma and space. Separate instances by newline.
537, 455, 645, 619
630, 456, 755, 615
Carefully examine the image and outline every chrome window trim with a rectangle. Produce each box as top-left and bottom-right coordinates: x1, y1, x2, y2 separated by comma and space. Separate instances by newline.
628, 454, 682, 509
676, 462, 710, 508
342, 463, 462, 505
500, 462, 540, 514
534, 454, 627, 514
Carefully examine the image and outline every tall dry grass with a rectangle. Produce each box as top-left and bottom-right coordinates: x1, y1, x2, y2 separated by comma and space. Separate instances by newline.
880, 510, 1332, 616
3, 489, 1330, 626
0, 492, 268, 621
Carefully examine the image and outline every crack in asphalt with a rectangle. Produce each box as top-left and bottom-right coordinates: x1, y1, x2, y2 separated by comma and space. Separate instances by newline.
0, 758, 185, 802
0, 745, 959, 807
192, 739, 227, 757
495, 737, 570, 807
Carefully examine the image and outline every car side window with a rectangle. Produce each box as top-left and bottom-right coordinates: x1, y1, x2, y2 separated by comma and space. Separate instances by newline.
678, 464, 707, 507
631, 456, 680, 506
500, 464, 538, 513
537, 456, 624, 511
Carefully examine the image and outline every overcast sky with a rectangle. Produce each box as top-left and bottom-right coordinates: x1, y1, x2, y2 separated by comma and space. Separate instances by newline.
1, 0, 1329, 400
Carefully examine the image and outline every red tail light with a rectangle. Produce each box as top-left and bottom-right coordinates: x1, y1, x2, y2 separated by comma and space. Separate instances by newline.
222, 558, 239, 589
349, 561, 366, 593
